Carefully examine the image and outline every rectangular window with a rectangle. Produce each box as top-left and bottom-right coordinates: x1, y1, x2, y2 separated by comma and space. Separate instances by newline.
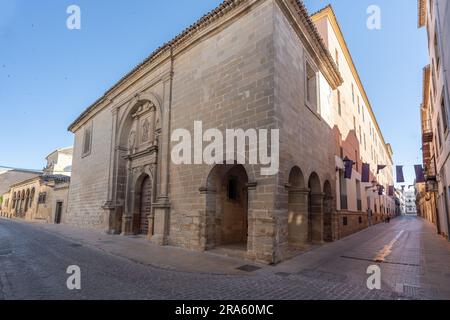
82, 124, 93, 157
434, 28, 440, 70
305, 61, 318, 112
364, 134, 367, 151
353, 116, 356, 131
441, 92, 448, 133
335, 49, 339, 68
352, 84, 355, 104
343, 217, 348, 226
356, 180, 362, 211
337, 90, 342, 116
38, 192, 47, 204
437, 118, 443, 149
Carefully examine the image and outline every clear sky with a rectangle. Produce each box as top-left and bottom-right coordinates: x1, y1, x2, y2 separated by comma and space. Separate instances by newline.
0, 0, 427, 186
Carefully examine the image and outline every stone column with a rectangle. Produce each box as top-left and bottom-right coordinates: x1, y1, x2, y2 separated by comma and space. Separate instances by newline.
310, 192, 325, 243
103, 105, 119, 234
287, 186, 310, 246
152, 74, 173, 246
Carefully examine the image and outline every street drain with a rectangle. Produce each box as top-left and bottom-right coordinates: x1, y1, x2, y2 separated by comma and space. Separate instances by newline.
275, 272, 291, 277
236, 265, 261, 272
70, 243, 83, 248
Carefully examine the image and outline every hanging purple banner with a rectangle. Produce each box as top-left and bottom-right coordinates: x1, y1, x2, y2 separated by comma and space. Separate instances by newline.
362, 163, 370, 183
344, 158, 354, 179
415, 165, 425, 183
396, 166, 405, 183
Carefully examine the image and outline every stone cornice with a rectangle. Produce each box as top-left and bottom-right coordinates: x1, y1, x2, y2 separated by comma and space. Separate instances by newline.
418, 0, 427, 28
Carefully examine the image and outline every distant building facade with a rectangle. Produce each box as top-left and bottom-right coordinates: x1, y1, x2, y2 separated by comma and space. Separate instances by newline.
418, 0, 450, 239
404, 190, 417, 215
311, 7, 396, 235
1, 147, 73, 224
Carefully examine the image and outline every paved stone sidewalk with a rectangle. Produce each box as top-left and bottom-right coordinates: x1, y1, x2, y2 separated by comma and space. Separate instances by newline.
25, 219, 261, 275
1, 216, 449, 300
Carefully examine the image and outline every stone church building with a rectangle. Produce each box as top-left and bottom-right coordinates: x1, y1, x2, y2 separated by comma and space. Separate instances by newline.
67, 0, 344, 264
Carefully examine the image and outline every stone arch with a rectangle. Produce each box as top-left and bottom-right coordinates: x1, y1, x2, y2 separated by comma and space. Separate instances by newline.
323, 180, 334, 242
117, 92, 162, 147
308, 172, 323, 243
287, 166, 309, 247
12, 192, 17, 210
112, 92, 162, 235
204, 164, 249, 251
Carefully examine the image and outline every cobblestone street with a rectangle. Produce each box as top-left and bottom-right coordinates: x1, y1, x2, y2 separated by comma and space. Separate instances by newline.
0, 216, 449, 300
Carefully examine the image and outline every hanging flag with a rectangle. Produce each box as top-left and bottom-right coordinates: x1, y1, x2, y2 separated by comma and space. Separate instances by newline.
396, 166, 405, 183
415, 165, 426, 183
377, 165, 386, 174
362, 163, 370, 183
388, 186, 394, 196
344, 158, 354, 179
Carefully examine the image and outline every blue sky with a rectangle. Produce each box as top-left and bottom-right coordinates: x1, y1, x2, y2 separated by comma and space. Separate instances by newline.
0, 0, 427, 186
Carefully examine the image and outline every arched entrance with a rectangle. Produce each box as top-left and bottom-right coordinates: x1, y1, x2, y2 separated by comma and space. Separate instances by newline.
135, 175, 152, 235
323, 180, 333, 242
308, 173, 323, 243
205, 164, 249, 251
112, 95, 161, 236
287, 166, 308, 247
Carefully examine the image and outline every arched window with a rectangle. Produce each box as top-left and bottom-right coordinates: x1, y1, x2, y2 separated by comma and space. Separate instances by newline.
25, 189, 30, 212
30, 188, 35, 210
12, 192, 17, 209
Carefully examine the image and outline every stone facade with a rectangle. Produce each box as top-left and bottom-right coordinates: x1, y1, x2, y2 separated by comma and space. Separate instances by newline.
66, 0, 394, 264
66, 0, 345, 264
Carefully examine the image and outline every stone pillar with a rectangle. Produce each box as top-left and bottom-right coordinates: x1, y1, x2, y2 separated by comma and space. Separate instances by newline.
151, 203, 170, 245
310, 192, 325, 243
199, 186, 217, 250
287, 187, 310, 246
152, 74, 173, 246
122, 215, 133, 236
246, 182, 258, 261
